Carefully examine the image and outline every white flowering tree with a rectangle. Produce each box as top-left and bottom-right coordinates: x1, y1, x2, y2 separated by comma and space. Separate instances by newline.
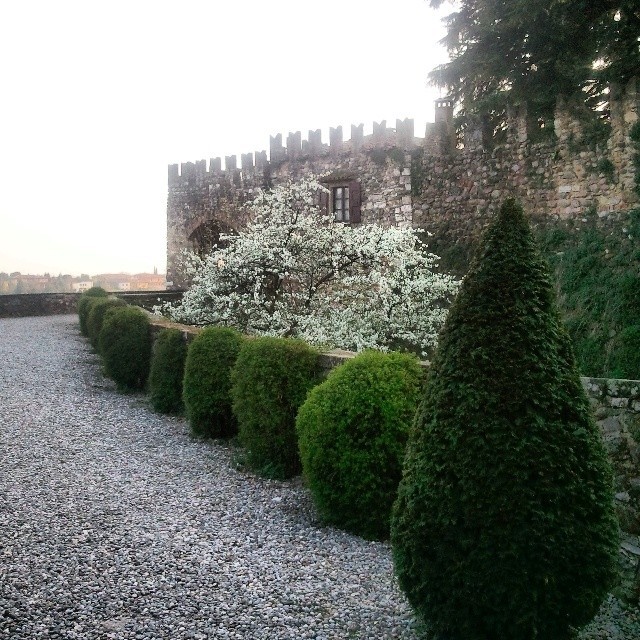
161, 177, 458, 357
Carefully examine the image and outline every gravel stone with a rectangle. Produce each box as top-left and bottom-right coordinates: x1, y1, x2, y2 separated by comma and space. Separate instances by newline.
1, 315, 638, 639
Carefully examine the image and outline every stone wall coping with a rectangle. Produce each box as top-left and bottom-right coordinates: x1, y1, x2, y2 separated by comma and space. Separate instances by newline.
146, 315, 433, 371
147, 316, 640, 387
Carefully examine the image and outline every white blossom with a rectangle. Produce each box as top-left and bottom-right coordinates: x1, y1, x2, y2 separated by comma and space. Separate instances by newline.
159, 177, 459, 357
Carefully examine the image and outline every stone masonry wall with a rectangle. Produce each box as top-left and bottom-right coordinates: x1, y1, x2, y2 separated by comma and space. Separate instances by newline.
166, 121, 416, 286
167, 79, 638, 286
413, 78, 639, 246
0, 293, 81, 318
583, 377, 640, 603
0, 292, 183, 319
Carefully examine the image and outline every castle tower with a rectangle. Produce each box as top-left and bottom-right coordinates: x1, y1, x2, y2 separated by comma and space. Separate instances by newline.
434, 97, 454, 127
432, 97, 456, 152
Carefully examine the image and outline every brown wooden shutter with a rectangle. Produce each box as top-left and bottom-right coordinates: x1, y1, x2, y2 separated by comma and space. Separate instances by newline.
319, 190, 330, 216
348, 181, 361, 223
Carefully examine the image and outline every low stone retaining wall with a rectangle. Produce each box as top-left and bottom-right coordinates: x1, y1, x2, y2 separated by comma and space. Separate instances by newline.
147, 314, 363, 374
113, 290, 184, 312
583, 378, 640, 602
0, 291, 184, 318
0, 293, 81, 318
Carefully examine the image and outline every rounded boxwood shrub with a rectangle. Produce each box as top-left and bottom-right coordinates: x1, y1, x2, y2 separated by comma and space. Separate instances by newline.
148, 328, 188, 414
231, 336, 320, 479
78, 296, 98, 337
391, 199, 619, 640
84, 286, 108, 297
183, 326, 243, 438
78, 287, 108, 336
86, 298, 125, 350
296, 350, 423, 540
98, 306, 152, 391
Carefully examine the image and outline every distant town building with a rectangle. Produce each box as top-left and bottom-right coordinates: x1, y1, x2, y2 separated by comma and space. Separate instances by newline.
72, 281, 94, 292
129, 273, 166, 290
93, 273, 167, 292
0, 272, 167, 295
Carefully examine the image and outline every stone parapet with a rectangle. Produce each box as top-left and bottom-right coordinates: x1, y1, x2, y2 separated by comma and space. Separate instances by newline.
583, 377, 640, 604
0, 293, 81, 318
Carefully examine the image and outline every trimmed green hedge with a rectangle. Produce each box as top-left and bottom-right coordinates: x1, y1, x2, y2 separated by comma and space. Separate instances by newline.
231, 336, 320, 479
296, 350, 423, 540
183, 326, 243, 438
86, 298, 125, 350
148, 328, 187, 414
391, 199, 618, 640
98, 306, 152, 391
78, 287, 108, 336
84, 286, 108, 297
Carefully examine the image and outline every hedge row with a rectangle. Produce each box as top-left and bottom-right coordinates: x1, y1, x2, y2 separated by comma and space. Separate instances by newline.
77, 287, 422, 539
78, 288, 152, 392
75, 196, 621, 637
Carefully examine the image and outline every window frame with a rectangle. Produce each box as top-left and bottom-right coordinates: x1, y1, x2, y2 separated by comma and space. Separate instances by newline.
319, 178, 361, 224
332, 185, 350, 223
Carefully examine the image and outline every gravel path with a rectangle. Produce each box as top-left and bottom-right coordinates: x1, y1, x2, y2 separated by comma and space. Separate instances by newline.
1, 315, 638, 640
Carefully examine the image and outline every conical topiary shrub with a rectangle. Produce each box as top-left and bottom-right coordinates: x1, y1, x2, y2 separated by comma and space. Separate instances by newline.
391, 199, 619, 640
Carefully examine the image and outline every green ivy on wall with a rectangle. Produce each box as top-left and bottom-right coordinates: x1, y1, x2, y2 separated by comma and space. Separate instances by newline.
428, 208, 640, 379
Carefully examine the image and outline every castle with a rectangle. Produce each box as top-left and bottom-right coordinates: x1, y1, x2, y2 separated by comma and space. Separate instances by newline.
166, 78, 638, 287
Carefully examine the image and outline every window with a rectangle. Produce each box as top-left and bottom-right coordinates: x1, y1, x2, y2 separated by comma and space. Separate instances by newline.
320, 180, 361, 223
332, 186, 350, 222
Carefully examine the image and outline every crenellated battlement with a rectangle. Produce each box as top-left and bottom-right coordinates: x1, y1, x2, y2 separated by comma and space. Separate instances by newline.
167, 78, 638, 288
168, 118, 426, 184
169, 78, 638, 186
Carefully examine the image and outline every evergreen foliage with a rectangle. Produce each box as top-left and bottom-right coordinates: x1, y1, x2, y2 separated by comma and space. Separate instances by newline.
631, 121, 640, 197
98, 306, 152, 392
182, 326, 243, 438
86, 298, 125, 350
426, 208, 640, 379
296, 351, 423, 540
78, 297, 98, 337
391, 199, 619, 640
148, 328, 188, 414
78, 287, 108, 336
611, 325, 640, 380
230, 336, 320, 479
538, 208, 640, 379
83, 286, 108, 297
428, 1, 639, 135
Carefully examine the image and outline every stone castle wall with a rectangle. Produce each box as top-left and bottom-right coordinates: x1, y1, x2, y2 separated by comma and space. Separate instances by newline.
166, 79, 638, 286
166, 120, 418, 286
414, 78, 639, 247
584, 377, 640, 603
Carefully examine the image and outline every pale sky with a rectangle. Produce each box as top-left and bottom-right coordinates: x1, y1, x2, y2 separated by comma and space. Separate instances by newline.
0, 0, 454, 277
